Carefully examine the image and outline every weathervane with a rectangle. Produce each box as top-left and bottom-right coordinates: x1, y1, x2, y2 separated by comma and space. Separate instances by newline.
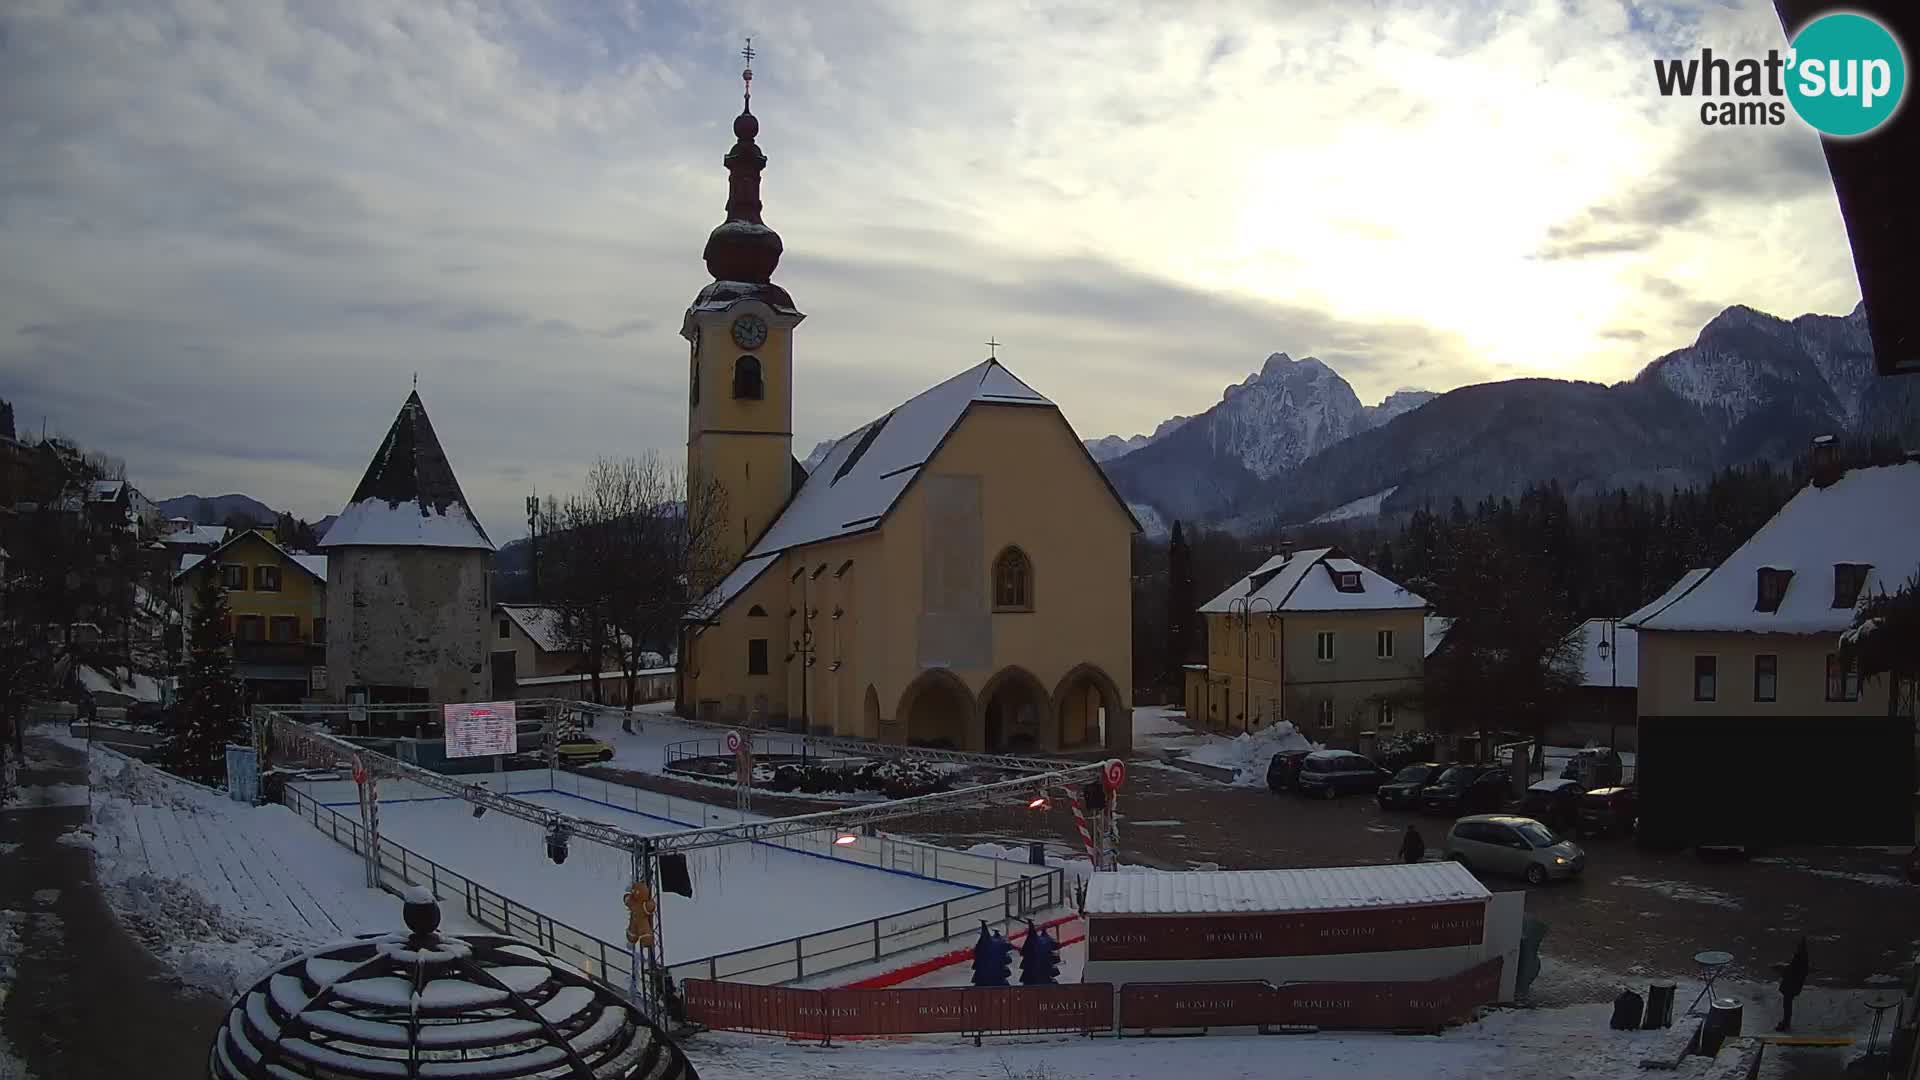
985, 337, 1001, 360
741, 37, 755, 110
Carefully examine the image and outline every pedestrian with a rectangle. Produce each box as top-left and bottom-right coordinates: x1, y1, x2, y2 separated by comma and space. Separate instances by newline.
1400, 824, 1426, 864
1775, 936, 1809, 1032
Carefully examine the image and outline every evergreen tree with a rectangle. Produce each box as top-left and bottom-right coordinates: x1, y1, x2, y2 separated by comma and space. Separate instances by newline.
1167, 520, 1195, 678
1841, 571, 1920, 720
168, 573, 247, 783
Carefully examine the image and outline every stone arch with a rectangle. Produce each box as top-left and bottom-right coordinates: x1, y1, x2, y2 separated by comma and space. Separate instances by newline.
896, 668, 975, 750
977, 665, 1050, 754
1051, 663, 1129, 754
863, 684, 882, 740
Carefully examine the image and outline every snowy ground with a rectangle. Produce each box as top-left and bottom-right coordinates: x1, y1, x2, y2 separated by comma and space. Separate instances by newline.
57, 746, 479, 998
1175, 722, 1320, 786
360, 790, 974, 965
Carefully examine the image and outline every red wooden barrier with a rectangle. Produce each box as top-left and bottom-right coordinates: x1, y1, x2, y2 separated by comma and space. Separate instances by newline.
1117, 957, 1505, 1033
683, 980, 1114, 1040
1089, 901, 1487, 962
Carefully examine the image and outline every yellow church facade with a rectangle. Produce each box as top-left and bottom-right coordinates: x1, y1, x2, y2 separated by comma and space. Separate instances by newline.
673, 68, 1136, 754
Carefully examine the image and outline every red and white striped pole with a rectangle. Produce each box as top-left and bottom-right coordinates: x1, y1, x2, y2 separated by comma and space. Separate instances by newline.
1068, 788, 1099, 863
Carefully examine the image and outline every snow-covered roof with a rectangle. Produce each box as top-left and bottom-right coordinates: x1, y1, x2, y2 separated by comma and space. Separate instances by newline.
174, 531, 327, 584
321, 391, 494, 551
162, 524, 230, 547
1085, 862, 1488, 916
1632, 461, 1920, 634
1199, 548, 1427, 614
89, 479, 125, 501
1566, 618, 1637, 689
1622, 568, 1711, 627
497, 605, 573, 653
78, 665, 164, 703
1424, 616, 1453, 658
694, 358, 1137, 616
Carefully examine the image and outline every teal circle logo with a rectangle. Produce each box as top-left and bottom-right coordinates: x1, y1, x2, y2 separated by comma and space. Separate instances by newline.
1786, 13, 1907, 137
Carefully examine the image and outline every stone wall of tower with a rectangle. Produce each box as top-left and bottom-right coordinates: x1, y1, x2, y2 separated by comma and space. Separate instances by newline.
686, 299, 798, 565
325, 546, 492, 704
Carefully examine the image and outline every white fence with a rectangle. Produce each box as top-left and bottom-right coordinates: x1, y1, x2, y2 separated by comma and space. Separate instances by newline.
282, 773, 1067, 987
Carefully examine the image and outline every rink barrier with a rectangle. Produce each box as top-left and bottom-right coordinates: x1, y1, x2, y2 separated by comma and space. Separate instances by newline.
680, 979, 1114, 1045
280, 784, 1069, 990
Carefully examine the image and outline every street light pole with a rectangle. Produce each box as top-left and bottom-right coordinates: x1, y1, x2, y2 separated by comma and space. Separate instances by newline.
1227, 595, 1275, 735
1598, 619, 1618, 754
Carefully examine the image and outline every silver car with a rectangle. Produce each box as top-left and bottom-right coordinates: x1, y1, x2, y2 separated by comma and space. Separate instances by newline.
1444, 814, 1586, 885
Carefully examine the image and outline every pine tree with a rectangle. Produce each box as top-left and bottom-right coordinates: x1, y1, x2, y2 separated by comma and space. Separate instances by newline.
168, 573, 247, 783
1167, 520, 1195, 679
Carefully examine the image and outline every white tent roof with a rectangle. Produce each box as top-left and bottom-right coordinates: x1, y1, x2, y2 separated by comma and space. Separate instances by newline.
1199, 548, 1427, 614
1086, 862, 1487, 916
1631, 461, 1920, 634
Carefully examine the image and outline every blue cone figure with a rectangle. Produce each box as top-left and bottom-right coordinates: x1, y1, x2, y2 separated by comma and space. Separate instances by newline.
970, 922, 1013, 987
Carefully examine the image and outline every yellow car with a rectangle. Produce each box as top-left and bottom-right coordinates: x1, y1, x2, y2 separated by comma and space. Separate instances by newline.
555, 737, 615, 765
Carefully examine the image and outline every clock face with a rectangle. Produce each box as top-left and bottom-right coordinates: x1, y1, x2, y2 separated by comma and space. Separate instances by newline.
731, 314, 769, 350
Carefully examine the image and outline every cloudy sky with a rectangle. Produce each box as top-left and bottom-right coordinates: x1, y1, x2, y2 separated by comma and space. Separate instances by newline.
0, 0, 1863, 541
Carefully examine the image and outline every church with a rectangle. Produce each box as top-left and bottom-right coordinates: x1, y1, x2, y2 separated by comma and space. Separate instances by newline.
675, 57, 1136, 755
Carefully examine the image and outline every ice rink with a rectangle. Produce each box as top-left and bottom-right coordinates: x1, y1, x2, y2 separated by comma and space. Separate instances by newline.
340, 788, 976, 965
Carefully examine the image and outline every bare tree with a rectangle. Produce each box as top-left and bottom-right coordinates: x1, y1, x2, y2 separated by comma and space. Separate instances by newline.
543, 456, 730, 732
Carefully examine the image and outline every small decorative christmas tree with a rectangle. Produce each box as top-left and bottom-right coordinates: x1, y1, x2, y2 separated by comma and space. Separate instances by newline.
167, 573, 247, 783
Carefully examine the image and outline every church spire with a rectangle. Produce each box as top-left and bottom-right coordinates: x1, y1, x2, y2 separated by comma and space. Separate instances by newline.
703, 37, 783, 284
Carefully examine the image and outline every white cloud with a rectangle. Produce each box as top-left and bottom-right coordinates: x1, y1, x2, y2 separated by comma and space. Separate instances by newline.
0, 0, 1862, 539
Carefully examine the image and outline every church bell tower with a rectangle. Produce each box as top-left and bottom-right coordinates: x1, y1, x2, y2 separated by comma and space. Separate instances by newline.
683, 38, 805, 569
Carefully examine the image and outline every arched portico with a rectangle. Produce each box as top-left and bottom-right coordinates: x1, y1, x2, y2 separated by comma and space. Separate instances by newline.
1051, 663, 1130, 754
896, 668, 975, 749
977, 666, 1050, 753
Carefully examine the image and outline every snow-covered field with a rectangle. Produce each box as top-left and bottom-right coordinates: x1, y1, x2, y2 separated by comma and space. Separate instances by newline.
59, 747, 478, 998
361, 790, 975, 964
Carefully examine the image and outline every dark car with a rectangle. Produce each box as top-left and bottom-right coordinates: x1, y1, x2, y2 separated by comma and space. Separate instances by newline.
1576, 785, 1638, 838
1296, 750, 1391, 799
1376, 763, 1443, 809
1266, 750, 1314, 793
1421, 765, 1511, 816
1518, 778, 1584, 834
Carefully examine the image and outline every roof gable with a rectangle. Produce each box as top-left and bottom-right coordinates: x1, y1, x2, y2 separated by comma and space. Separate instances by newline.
321, 391, 494, 551
1200, 548, 1427, 613
1633, 461, 1920, 634
174, 529, 327, 584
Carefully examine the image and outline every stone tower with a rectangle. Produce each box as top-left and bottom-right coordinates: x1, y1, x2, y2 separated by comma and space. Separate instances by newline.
320, 391, 495, 719
681, 44, 806, 573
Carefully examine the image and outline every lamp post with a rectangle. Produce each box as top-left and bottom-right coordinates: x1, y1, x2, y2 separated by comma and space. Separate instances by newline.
786, 576, 816, 734
1597, 619, 1618, 753
1227, 595, 1275, 735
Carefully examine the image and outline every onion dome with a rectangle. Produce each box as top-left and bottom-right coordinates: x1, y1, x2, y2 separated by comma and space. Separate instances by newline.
208, 889, 696, 1079
701, 41, 783, 285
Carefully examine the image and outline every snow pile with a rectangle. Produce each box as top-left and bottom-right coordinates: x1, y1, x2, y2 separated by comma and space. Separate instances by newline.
1179, 722, 1319, 786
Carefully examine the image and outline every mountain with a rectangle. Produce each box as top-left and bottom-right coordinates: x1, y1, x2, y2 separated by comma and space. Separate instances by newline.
1084, 416, 1192, 462
1106, 302, 1915, 533
156, 493, 279, 526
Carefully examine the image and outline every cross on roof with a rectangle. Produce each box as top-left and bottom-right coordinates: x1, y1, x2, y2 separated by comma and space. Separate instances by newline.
985, 337, 1001, 359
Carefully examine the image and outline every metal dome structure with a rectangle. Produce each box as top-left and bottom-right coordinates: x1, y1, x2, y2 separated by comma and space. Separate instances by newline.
209, 888, 697, 1080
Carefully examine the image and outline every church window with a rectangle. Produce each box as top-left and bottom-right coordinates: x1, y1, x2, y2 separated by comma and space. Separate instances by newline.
993, 546, 1033, 611
748, 638, 769, 676
733, 355, 763, 400
690, 357, 699, 405
748, 605, 767, 617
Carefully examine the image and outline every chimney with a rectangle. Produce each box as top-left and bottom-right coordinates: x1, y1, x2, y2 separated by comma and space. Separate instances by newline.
1809, 434, 1842, 488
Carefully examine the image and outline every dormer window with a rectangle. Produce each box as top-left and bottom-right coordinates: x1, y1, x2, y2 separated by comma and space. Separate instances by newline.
1755, 568, 1792, 612
1337, 572, 1362, 592
732, 355, 763, 400
1832, 563, 1870, 609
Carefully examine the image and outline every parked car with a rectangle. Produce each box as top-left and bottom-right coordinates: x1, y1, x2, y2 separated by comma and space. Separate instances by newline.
1576, 785, 1638, 838
1518, 778, 1584, 834
1266, 750, 1314, 793
1421, 765, 1511, 816
1296, 750, 1390, 799
555, 736, 616, 765
1446, 814, 1587, 884
1375, 763, 1443, 810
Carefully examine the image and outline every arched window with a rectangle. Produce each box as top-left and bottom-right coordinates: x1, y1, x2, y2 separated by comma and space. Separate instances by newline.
993, 546, 1032, 611
733, 355, 763, 400
747, 604, 767, 617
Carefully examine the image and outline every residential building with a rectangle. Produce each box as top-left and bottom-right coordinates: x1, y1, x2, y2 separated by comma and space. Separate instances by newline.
676, 82, 1136, 753
1189, 548, 1428, 745
321, 391, 495, 731
1626, 448, 1918, 846
162, 523, 230, 559
175, 529, 328, 704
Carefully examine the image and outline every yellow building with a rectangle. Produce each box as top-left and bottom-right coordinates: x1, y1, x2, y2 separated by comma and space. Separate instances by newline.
1190, 548, 1428, 745
675, 78, 1137, 754
175, 528, 328, 703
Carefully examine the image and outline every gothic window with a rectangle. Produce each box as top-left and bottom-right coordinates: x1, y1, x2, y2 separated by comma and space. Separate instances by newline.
733, 355, 763, 400
748, 605, 767, 617
993, 546, 1032, 611
690, 356, 700, 405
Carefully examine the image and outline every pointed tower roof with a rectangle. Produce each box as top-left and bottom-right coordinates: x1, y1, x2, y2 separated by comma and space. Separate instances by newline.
688, 38, 801, 321
320, 391, 495, 551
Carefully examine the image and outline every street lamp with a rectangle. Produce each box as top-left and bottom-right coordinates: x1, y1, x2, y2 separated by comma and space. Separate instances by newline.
1596, 619, 1619, 753
1227, 595, 1276, 735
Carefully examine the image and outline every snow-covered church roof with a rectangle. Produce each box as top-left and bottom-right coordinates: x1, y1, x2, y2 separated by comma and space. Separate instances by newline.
1630, 460, 1920, 634
693, 358, 1137, 616
1199, 548, 1427, 614
320, 391, 495, 552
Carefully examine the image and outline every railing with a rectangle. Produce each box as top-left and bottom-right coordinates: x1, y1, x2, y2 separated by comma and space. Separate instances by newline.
280, 777, 1067, 989
660, 734, 865, 772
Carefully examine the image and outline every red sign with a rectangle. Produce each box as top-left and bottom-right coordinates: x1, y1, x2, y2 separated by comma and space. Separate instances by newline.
1117, 958, 1504, 1032
1087, 901, 1486, 962
682, 981, 1113, 1039
1103, 759, 1127, 790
